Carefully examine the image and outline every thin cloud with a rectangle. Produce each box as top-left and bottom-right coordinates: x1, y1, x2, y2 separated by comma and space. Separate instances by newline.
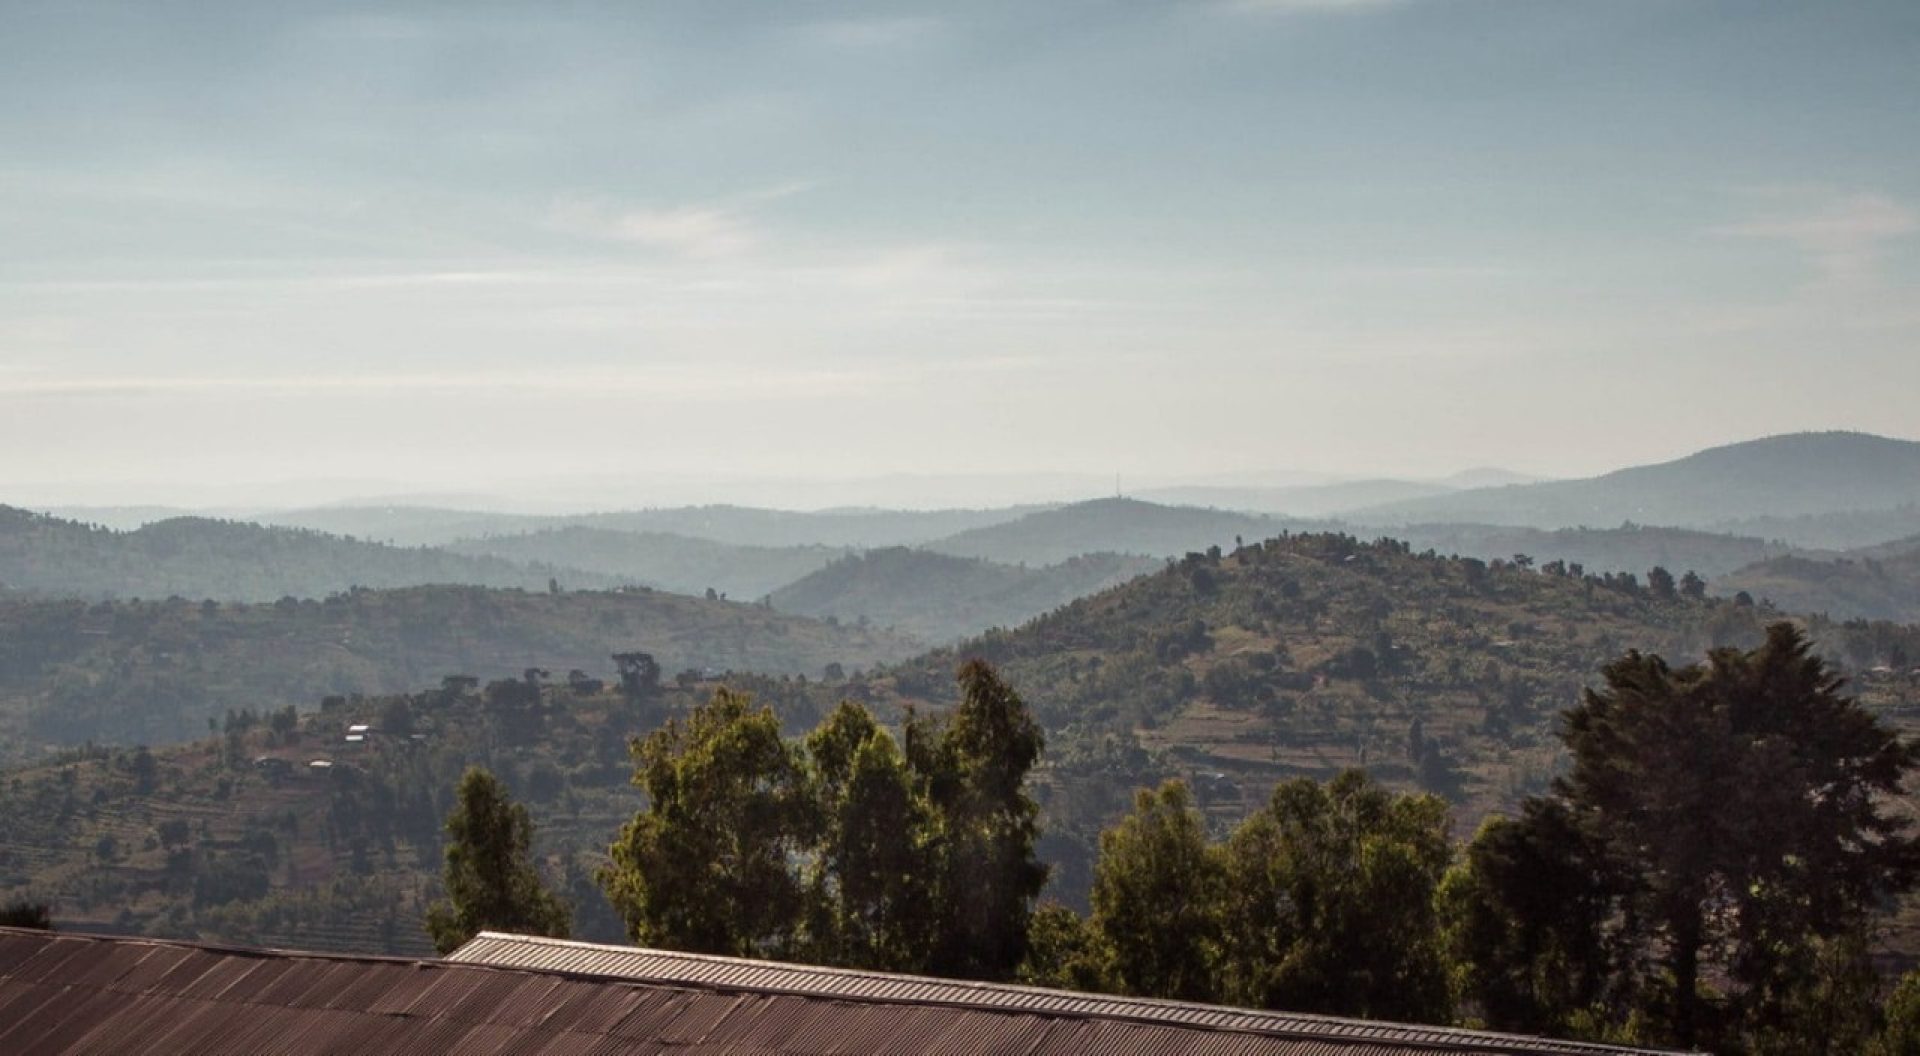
1716, 190, 1917, 287
550, 199, 759, 259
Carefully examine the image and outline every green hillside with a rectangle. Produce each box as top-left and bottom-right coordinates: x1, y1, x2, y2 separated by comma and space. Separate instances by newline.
0, 506, 608, 601
4, 532, 1917, 962
768, 548, 1160, 644
0, 585, 918, 767
876, 533, 1920, 898
447, 527, 845, 599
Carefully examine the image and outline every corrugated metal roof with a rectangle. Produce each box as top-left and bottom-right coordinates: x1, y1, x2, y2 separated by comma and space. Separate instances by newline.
448, 932, 1681, 1056
0, 926, 1686, 1056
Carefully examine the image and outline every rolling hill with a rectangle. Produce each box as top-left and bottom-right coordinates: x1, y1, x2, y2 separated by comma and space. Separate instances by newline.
0, 506, 610, 601
6, 532, 1915, 958
446, 527, 845, 600
768, 548, 1161, 644
1718, 536, 1920, 625
0, 584, 919, 767
924, 497, 1316, 565
878, 532, 1920, 898
1351, 432, 1920, 540
263, 503, 1047, 549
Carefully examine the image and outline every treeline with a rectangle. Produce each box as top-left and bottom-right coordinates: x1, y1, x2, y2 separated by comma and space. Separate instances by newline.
436, 625, 1920, 1055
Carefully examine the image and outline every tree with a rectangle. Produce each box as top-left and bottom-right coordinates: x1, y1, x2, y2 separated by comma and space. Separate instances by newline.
601, 688, 817, 958
1018, 903, 1115, 992
1874, 970, 1920, 1056
804, 702, 936, 970
1088, 780, 1223, 1001
1557, 623, 1920, 1048
1218, 769, 1453, 1023
424, 767, 571, 955
1646, 566, 1677, 600
1679, 570, 1707, 599
611, 651, 662, 701
0, 900, 52, 930
906, 659, 1049, 981
1440, 799, 1620, 1035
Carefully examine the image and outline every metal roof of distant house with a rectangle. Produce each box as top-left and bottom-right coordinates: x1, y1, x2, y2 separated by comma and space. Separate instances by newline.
0, 926, 1685, 1056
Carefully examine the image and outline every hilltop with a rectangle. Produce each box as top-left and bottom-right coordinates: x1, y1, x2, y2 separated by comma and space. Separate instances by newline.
768, 548, 1160, 644
1718, 536, 1920, 625
0, 507, 607, 601
0, 584, 918, 766
1353, 432, 1920, 539
925, 497, 1311, 565
446, 527, 844, 600
877, 532, 1920, 897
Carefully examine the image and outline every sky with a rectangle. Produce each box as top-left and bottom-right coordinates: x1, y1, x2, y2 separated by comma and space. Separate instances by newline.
3, 0, 1918, 508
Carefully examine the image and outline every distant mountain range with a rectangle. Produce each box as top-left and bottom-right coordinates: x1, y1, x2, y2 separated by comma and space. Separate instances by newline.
1351, 432, 1920, 539
0, 507, 614, 602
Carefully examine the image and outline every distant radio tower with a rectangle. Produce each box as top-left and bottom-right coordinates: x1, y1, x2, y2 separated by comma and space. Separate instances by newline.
1115, 472, 1121, 498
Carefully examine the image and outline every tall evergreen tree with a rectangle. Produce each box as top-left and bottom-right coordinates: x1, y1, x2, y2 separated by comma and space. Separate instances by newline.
424, 767, 571, 955
1556, 622, 1920, 1048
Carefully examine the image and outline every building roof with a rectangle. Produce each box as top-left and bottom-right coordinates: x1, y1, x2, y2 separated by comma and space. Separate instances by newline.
450, 932, 1675, 1056
0, 926, 1681, 1056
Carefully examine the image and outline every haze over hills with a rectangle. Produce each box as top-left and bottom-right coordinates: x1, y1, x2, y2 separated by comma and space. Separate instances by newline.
259, 503, 1049, 550
446, 527, 845, 600
768, 548, 1161, 644
1352, 432, 1920, 541
925, 497, 1312, 566
0, 507, 615, 602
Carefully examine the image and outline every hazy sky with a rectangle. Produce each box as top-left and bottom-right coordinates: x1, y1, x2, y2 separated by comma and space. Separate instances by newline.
4, 1, 1918, 507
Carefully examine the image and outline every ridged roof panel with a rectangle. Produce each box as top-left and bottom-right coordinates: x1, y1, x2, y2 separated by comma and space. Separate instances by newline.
448, 932, 1682, 1056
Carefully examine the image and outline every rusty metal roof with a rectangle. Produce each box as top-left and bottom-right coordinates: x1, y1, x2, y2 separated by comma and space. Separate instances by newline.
448, 932, 1673, 1056
0, 926, 1681, 1056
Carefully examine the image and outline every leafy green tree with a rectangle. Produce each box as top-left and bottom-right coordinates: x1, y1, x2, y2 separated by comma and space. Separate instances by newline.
1746, 930, 1880, 1056
906, 659, 1049, 981
1440, 799, 1622, 1035
1089, 780, 1223, 1001
423, 767, 571, 954
1557, 623, 1920, 1048
1646, 566, 1677, 600
601, 688, 818, 958
1018, 903, 1116, 992
1219, 769, 1453, 1023
804, 701, 936, 970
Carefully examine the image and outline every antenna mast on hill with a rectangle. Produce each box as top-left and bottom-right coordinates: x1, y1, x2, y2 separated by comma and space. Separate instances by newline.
1115, 472, 1121, 498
